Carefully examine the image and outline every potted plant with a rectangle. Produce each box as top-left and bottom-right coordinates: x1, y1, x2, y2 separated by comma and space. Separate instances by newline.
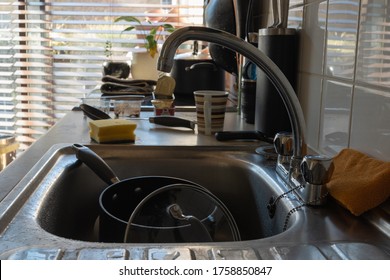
102, 40, 130, 79
115, 16, 175, 58
114, 16, 175, 80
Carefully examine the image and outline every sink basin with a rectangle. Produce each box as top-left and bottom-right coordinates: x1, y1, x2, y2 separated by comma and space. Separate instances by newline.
35, 144, 297, 242
0, 143, 389, 260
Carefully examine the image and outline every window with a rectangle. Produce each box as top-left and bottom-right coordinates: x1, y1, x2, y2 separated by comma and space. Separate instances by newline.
0, 0, 204, 151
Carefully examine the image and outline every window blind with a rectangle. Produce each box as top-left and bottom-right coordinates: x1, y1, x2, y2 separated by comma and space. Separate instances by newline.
0, 0, 204, 151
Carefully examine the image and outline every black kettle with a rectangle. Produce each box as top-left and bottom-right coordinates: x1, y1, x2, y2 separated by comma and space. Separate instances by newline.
170, 41, 225, 105
204, 0, 270, 76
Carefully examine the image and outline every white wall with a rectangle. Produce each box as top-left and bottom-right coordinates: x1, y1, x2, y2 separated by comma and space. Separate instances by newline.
289, 0, 390, 161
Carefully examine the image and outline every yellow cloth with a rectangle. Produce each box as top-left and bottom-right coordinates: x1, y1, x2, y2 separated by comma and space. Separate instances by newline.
327, 149, 390, 216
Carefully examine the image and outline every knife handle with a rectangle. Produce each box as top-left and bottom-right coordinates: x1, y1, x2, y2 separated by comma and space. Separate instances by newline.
215, 131, 273, 143
216, 131, 258, 141
149, 116, 195, 130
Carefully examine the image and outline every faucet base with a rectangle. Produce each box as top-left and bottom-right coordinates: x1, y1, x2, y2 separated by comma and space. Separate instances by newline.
297, 183, 328, 206
275, 162, 328, 206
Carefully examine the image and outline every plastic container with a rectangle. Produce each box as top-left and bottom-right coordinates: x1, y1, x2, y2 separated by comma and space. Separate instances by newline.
113, 99, 143, 118
151, 99, 175, 116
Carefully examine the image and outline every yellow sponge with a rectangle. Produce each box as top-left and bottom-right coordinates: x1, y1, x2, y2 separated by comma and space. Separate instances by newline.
89, 119, 137, 143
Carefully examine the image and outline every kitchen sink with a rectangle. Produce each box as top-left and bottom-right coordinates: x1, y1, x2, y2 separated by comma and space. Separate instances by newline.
35, 144, 298, 242
0, 143, 389, 259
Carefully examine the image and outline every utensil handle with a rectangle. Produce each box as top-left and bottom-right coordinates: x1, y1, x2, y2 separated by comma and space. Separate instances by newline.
79, 104, 111, 120
72, 144, 120, 185
168, 204, 213, 242
215, 131, 273, 143
149, 116, 195, 130
185, 62, 218, 72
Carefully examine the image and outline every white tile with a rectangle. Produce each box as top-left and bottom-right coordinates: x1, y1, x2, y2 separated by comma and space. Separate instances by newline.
298, 73, 322, 152
325, 0, 360, 79
299, 0, 327, 75
350, 86, 390, 161
288, 5, 303, 30
356, 0, 390, 87
319, 80, 353, 156
289, 0, 304, 5
296, 0, 390, 161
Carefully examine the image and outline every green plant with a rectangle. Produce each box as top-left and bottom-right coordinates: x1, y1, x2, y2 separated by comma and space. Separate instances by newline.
114, 16, 175, 58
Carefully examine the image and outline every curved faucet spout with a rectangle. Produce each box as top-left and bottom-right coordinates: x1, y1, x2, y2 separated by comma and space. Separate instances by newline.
158, 26, 306, 158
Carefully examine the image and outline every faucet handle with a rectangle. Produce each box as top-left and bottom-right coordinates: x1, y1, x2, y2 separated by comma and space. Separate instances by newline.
273, 132, 293, 156
300, 155, 334, 185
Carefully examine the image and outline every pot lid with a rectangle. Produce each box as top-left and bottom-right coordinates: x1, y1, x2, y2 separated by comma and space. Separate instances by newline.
124, 183, 241, 243
174, 51, 211, 60
127, 184, 218, 228
174, 41, 212, 60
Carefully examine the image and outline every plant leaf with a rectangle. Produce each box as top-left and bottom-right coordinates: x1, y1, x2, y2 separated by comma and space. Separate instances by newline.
149, 46, 158, 58
122, 26, 135, 32
149, 28, 157, 36
114, 16, 141, 24
162, 24, 175, 32
145, 34, 156, 47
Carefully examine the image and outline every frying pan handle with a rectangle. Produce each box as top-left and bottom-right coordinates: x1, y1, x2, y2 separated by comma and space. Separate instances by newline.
215, 131, 274, 143
185, 62, 218, 72
72, 144, 120, 185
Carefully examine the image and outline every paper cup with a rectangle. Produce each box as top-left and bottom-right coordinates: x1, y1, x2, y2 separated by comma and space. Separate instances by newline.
194, 90, 229, 135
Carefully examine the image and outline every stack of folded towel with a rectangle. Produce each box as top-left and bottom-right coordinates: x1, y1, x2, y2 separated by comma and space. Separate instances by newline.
327, 148, 390, 216
100, 75, 156, 95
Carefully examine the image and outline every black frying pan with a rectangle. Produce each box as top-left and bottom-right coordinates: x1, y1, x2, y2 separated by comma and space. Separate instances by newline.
72, 144, 201, 242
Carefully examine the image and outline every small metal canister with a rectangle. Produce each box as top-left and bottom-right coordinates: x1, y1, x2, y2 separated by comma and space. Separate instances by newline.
0, 133, 18, 171
241, 79, 257, 124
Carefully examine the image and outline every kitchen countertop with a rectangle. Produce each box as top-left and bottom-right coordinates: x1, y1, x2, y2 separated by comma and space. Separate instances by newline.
0, 108, 389, 260
0, 109, 257, 202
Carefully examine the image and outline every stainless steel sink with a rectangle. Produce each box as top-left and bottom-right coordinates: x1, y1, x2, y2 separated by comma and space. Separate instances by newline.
0, 144, 389, 259
35, 145, 296, 243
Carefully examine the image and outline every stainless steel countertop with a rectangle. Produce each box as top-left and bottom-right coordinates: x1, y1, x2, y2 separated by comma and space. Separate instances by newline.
0, 109, 389, 260
0, 109, 256, 202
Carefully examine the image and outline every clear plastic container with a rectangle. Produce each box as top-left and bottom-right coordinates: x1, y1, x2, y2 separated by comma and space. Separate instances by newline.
81, 97, 110, 114
114, 100, 143, 118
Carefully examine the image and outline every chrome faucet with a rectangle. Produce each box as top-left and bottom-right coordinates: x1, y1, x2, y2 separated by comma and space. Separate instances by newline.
157, 26, 333, 205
